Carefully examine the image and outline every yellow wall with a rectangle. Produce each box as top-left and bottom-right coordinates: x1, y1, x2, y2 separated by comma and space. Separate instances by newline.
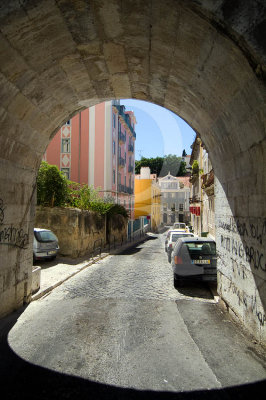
151, 183, 161, 231
134, 179, 152, 218
134, 179, 161, 231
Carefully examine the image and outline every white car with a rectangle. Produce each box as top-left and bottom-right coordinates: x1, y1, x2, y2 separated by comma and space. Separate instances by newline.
166, 231, 195, 262
33, 228, 59, 262
173, 222, 189, 232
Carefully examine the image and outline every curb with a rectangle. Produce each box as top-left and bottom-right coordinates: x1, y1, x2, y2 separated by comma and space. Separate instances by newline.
31, 253, 109, 301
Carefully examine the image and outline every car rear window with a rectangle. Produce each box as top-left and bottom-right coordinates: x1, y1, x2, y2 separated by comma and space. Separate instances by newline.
184, 242, 216, 255
35, 231, 57, 242
174, 223, 186, 229
171, 234, 193, 242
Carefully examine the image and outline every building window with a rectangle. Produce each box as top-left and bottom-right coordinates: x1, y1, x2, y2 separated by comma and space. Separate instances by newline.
179, 203, 184, 211
113, 141, 116, 155
113, 169, 116, 184
61, 168, 70, 179
65, 120, 70, 125
61, 138, 71, 153
113, 114, 116, 128
124, 176, 126, 187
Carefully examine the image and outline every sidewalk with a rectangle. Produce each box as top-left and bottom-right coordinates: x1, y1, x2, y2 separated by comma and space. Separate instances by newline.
32, 234, 150, 301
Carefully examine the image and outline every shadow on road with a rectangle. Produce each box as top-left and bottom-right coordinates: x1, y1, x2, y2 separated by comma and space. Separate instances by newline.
176, 282, 217, 300
34, 253, 93, 270
114, 234, 158, 256
1, 308, 265, 399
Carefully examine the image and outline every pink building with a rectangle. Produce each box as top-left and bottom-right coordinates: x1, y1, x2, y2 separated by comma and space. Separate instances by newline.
44, 100, 136, 219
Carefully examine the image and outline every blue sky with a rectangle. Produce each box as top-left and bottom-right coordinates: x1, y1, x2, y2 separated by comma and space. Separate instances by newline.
120, 99, 196, 160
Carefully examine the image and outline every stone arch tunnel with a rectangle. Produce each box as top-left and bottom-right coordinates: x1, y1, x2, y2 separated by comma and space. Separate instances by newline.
0, 1, 265, 344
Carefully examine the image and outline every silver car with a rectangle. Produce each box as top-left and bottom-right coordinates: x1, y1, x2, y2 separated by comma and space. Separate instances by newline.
33, 228, 59, 262
167, 231, 195, 263
172, 237, 217, 287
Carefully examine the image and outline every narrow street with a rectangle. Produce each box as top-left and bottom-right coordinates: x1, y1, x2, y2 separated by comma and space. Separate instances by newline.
1, 233, 266, 399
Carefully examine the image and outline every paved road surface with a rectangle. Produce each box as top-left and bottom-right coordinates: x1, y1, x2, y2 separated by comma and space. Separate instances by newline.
1, 233, 266, 399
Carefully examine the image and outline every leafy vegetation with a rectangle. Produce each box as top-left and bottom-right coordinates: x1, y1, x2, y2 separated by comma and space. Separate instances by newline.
135, 154, 187, 177
37, 161, 68, 207
37, 161, 128, 218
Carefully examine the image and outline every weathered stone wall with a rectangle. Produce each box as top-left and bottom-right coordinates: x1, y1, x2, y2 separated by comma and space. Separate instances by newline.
0, 170, 36, 318
35, 207, 127, 258
215, 179, 266, 344
107, 213, 128, 246
0, 0, 265, 341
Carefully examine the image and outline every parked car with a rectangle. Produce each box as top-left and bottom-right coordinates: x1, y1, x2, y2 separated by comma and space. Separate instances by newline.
167, 231, 195, 262
172, 237, 217, 287
33, 228, 59, 262
165, 229, 181, 252
173, 222, 187, 231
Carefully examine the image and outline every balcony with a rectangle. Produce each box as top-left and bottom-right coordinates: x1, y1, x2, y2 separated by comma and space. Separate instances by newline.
114, 105, 137, 138
118, 184, 126, 193
128, 164, 134, 173
201, 170, 214, 189
189, 195, 201, 204
118, 184, 134, 194
118, 131, 126, 143
119, 156, 126, 167
201, 170, 214, 196
128, 143, 134, 152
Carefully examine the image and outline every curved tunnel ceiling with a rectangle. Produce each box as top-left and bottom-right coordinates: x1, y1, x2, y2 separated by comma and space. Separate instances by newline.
0, 0, 265, 183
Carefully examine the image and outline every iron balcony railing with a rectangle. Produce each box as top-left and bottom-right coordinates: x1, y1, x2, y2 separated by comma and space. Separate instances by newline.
128, 164, 134, 173
189, 195, 201, 204
128, 143, 134, 152
118, 156, 126, 167
118, 184, 134, 194
114, 105, 136, 138
118, 130, 126, 143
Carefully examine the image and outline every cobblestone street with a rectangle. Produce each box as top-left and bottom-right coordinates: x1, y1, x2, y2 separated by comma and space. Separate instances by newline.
3, 233, 266, 399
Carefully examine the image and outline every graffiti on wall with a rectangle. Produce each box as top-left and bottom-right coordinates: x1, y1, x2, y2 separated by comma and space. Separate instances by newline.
227, 280, 266, 327
219, 218, 266, 272
0, 198, 29, 249
218, 217, 266, 327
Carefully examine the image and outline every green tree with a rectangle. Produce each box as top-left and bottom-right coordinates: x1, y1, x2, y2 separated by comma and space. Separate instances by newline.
67, 181, 128, 217
135, 154, 187, 177
182, 149, 187, 157
37, 161, 68, 207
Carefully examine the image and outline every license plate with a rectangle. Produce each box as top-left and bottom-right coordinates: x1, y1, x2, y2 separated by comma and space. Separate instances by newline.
48, 250, 56, 255
191, 259, 210, 264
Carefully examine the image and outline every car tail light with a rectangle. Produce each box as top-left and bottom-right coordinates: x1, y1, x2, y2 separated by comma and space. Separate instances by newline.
174, 256, 183, 264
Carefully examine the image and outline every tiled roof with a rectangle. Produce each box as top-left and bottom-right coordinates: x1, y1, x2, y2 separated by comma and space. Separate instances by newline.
177, 176, 190, 187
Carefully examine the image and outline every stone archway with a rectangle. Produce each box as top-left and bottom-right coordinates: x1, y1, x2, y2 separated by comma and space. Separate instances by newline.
0, 0, 265, 343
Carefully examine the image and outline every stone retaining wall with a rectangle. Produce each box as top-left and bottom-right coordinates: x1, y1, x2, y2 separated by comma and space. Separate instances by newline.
35, 207, 127, 258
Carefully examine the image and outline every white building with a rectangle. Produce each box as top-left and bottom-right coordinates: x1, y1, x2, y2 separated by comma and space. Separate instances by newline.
158, 173, 190, 225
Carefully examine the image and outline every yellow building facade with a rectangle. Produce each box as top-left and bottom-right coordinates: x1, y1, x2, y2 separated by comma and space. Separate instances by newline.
134, 167, 161, 232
